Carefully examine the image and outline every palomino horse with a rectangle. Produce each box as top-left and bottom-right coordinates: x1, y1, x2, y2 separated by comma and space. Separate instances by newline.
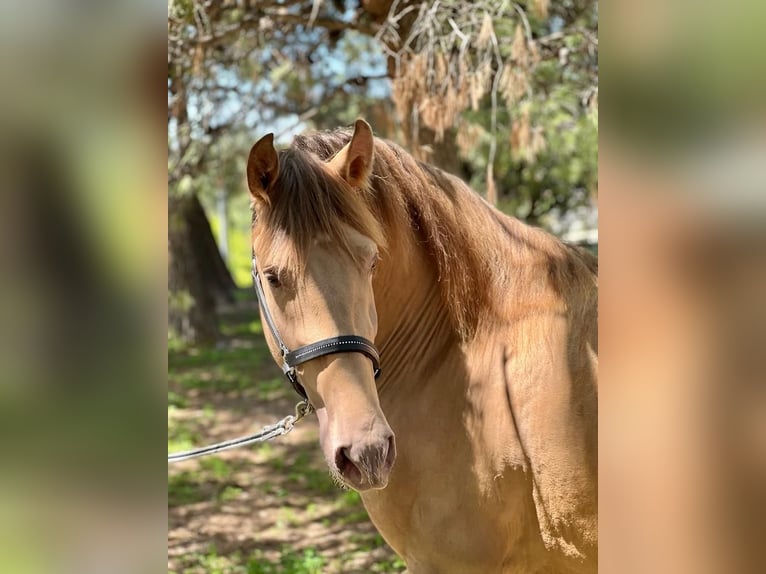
246, 120, 597, 573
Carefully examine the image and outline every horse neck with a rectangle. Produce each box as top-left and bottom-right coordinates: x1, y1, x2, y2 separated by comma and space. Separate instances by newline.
372, 241, 459, 389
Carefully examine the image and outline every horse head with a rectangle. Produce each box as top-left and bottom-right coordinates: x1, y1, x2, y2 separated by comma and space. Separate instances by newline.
246, 120, 395, 491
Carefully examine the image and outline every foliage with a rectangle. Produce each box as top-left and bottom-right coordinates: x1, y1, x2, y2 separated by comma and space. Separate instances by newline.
463, 85, 597, 225
169, 0, 597, 239
168, 0, 388, 190
377, 0, 598, 219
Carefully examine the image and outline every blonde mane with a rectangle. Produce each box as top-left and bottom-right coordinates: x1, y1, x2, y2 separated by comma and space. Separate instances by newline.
253, 128, 597, 338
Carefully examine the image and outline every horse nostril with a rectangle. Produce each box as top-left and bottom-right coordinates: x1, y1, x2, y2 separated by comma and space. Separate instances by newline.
335, 446, 355, 473
384, 434, 396, 470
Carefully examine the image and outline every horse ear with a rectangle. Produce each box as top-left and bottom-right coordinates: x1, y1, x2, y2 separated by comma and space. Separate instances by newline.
247, 133, 279, 205
330, 119, 374, 188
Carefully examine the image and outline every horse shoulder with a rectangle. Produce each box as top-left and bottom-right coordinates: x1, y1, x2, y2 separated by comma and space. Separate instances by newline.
499, 309, 598, 571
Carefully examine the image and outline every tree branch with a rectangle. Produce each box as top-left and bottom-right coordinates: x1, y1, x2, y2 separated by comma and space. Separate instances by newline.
194, 12, 378, 46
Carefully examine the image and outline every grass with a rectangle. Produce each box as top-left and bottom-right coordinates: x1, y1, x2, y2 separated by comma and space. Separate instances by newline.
167, 420, 201, 453
178, 544, 327, 574
200, 457, 234, 481
370, 556, 407, 573
168, 290, 403, 573
168, 471, 208, 506
247, 547, 325, 574
283, 451, 338, 494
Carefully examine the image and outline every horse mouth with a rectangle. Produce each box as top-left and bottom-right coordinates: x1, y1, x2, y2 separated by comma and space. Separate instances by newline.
333, 465, 391, 491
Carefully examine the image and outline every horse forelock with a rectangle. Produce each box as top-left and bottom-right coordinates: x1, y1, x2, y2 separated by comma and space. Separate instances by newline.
252, 132, 385, 271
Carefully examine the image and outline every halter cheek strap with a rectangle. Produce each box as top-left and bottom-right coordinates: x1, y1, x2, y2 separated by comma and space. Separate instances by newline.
251, 257, 381, 402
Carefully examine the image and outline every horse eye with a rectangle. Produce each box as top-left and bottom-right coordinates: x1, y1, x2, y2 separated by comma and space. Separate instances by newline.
265, 273, 281, 288
370, 254, 380, 271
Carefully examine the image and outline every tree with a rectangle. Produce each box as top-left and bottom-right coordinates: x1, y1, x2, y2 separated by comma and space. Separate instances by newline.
167, 0, 389, 345
370, 0, 598, 211
166, 0, 598, 344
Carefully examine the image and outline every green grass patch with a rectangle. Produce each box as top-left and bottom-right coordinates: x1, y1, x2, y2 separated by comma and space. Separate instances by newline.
338, 489, 361, 508
176, 544, 244, 574
281, 450, 338, 494
169, 346, 270, 373
276, 507, 301, 528
287, 467, 337, 494
255, 442, 274, 460
221, 319, 264, 338
200, 457, 234, 481
218, 485, 245, 502
370, 555, 406, 573
337, 507, 369, 525
168, 471, 206, 506
167, 420, 201, 453
247, 547, 325, 574
172, 544, 335, 574
255, 377, 286, 400
168, 390, 188, 409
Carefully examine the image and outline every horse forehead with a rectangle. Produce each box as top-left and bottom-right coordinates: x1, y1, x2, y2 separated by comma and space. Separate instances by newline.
311, 227, 377, 255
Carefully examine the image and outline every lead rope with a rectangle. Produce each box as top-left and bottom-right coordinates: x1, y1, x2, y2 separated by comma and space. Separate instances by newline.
168, 400, 313, 463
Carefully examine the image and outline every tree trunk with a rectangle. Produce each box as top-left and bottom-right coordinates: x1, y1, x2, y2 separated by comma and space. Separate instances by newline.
168, 193, 220, 346
187, 193, 236, 305
215, 188, 229, 264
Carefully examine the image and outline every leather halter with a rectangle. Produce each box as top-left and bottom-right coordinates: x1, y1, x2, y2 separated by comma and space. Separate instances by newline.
251, 257, 381, 402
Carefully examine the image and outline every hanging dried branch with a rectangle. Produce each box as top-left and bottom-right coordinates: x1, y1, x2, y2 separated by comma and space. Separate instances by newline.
374, 0, 597, 201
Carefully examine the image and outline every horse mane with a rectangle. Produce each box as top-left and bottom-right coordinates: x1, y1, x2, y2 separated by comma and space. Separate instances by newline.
255, 127, 597, 339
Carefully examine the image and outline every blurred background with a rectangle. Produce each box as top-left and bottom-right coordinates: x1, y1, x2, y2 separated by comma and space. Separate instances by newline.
600, 1, 766, 572
0, 1, 165, 573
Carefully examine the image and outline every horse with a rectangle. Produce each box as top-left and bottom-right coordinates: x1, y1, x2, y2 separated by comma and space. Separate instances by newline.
246, 120, 598, 573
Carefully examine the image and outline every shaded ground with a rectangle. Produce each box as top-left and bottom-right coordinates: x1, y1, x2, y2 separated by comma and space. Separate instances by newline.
168, 291, 403, 573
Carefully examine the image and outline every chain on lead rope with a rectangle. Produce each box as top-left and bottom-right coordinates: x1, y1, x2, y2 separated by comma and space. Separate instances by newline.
168, 400, 313, 463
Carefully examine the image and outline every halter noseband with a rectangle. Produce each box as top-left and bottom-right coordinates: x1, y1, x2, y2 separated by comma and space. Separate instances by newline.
251, 257, 381, 402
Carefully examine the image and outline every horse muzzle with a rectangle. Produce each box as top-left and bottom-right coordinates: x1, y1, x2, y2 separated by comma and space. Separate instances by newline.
333, 431, 396, 491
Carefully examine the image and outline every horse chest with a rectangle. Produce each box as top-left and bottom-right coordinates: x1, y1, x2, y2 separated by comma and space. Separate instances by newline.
362, 367, 539, 572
